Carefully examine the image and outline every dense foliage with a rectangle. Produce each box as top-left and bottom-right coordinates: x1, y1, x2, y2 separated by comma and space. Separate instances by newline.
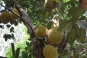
0, 0, 87, 58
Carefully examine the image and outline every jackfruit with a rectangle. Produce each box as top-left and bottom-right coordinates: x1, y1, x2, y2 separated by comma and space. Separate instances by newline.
48, 26, 63, 46
35, 25, 48, 38
43, 45, 58, 58
9, 8, 19, 20
0, 12, 11, 24
45, 0, 55, 11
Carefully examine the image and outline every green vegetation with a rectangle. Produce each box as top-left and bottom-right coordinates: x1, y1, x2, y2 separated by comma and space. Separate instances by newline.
0, 0, 87, 58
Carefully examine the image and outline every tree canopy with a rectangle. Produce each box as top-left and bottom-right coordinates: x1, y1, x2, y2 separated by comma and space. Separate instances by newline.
0, 0, 87, 58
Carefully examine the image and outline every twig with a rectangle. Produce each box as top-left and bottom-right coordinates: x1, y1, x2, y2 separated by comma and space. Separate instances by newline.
15, 48, 20, 58
66, 50, 73, 58
11, 43, 15, 58
0, 56, 7, 58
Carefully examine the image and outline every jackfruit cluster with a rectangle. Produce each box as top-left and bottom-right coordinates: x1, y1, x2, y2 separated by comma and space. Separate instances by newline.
0, 8, 19, 24
34, 25, 63, 58
35, 25, 63, 46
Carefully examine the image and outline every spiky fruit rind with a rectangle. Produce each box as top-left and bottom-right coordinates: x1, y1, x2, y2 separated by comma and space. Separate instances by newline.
48, 27, 63, 46
45, 0, 54, 11
0, 12, 10, 24
35, 25, 48, 38
43, 45, 58, 58
9, 8, 19, 20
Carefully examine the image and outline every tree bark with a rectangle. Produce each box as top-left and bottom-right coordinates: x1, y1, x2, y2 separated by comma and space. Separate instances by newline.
15, 2, 44, 58
3, 0, 45, 58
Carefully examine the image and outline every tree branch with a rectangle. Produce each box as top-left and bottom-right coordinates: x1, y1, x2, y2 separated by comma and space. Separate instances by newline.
13, 1, 44, 58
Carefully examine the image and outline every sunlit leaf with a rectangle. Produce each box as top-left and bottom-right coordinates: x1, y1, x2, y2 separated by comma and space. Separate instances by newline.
44, 12, 49, 18
80, 16, 86, 20
55, 0, 60, 2
53, 8, 59, 14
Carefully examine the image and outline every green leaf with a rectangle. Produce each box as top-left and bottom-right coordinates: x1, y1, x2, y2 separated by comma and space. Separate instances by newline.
81, 56, 87, 58
68, 7, 77, 17
68, 7, 86, 20
62, 50, 68, 56
80, 16, 86, 20
74, 7, 85, 19
44, 12, 49, 18
73, 53, 79, 58
59, 21, 73, 32
10, 27, 14, 32
6, 24, 11, 28
58, 20, 68, 31
64, 21, 73, 32
67, 26, 77, 46
55, 0, 60, 2
78, 28, 86, 43
74, 24, 80, 38
53, 8, 59, 14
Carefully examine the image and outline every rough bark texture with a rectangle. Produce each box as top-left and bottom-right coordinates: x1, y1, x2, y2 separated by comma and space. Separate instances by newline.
3, 0, 45, 57
15, 2, 66, 58
15, 2, 44, 58
3, 0, 68, 58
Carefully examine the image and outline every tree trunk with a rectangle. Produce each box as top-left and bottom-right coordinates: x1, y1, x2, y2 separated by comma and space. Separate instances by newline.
15, 2, 44, 58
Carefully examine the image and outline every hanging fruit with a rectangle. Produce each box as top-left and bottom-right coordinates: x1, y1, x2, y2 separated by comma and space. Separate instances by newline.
0, 12, 11, 24
43, 45, 58, 58
48, 26, 63, 46
35, 25, 48, 39
45, 0, 55, 11
9, 8, 20, 20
